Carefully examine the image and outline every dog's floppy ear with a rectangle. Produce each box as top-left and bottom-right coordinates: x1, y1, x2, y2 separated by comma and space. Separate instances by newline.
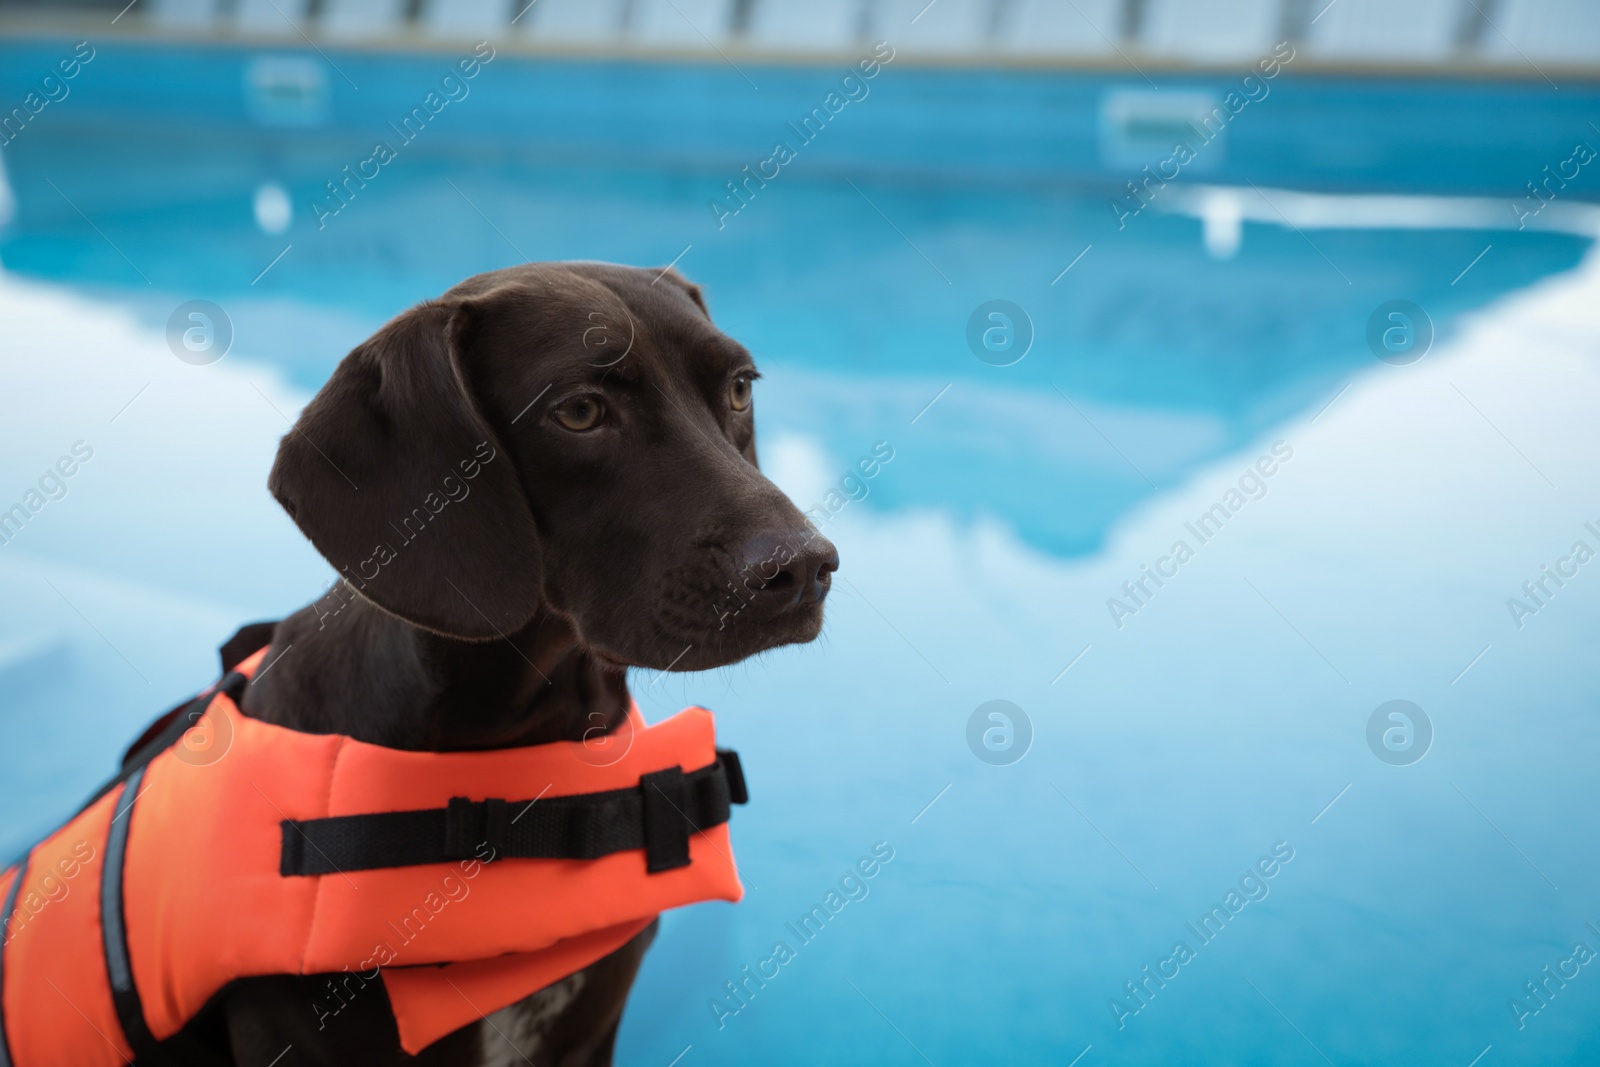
269, 300, 542, 640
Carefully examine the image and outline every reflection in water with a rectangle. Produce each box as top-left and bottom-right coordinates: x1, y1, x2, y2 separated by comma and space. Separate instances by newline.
1, 44, 1598, 1067
3, 131, 1587, 557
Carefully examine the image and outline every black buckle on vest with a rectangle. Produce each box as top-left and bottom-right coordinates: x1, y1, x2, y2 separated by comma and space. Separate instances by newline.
445, 797, 510, 862
640, 766, 692, 873
717, 749, 748, 805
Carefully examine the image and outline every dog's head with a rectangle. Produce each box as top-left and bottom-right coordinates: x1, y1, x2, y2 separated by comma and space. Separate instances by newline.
269, 261, 837, 672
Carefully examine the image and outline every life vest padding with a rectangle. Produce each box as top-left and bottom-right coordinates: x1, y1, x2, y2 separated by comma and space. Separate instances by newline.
382, 916, 655, 1054
3, 788, 132, 1067
1, 646, 743, 1063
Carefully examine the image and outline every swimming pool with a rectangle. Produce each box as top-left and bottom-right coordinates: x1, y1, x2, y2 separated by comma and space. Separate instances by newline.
2, 38, 1599, 1065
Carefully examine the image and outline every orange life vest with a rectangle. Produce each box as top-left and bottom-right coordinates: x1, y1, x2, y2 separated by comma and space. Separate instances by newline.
0, 643, 746, 1064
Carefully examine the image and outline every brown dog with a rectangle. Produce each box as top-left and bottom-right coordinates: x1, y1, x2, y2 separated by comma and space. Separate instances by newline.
211, 262, 837, 1065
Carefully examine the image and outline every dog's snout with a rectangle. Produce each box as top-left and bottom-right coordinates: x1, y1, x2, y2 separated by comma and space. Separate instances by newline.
740, 530, 839, 608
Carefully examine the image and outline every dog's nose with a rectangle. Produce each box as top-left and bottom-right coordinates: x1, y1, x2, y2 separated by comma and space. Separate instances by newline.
739, 530, 839, 608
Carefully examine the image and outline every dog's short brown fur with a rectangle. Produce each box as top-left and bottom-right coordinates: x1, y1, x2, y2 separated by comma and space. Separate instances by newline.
194, 262, 837, 1065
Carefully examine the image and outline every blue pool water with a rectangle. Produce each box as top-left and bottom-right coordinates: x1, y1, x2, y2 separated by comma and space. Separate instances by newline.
2, 39, 1600, 1065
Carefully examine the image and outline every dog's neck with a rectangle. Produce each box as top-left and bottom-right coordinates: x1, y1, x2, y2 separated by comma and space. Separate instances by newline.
240, 584, 631, 752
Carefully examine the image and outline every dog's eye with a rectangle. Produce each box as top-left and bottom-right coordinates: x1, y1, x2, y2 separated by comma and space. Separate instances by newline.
552, 396, 604, 432
728, 375, 753, 412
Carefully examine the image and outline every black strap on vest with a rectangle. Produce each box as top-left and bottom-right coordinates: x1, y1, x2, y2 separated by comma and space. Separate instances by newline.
280, 750, 748, 878
0, 858, 23, 1067
119, 672, 249, 779
103, 766, 165, 1064
96, 767, 228, 1067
